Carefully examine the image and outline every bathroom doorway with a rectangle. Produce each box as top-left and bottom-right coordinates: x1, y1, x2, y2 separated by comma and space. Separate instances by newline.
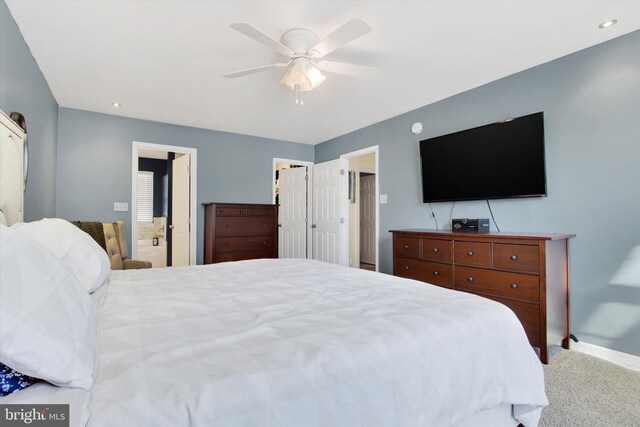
131, 142, 197, 267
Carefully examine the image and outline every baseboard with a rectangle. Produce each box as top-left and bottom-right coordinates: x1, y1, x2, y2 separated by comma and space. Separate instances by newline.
571, 341, 640, 371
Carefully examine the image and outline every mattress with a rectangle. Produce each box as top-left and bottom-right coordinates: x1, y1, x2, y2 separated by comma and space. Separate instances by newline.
83, 258, 546, 426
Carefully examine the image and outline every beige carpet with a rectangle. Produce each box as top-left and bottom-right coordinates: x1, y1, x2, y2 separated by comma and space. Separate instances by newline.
540, 349, 640, 426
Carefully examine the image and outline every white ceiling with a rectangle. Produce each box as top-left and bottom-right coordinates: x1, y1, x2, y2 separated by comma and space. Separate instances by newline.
6, 1, 640, 145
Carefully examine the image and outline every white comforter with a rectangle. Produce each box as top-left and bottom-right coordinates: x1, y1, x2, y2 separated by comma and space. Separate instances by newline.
88, 259, 547, 426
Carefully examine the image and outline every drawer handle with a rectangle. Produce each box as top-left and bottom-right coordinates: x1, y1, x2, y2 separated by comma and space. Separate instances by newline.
240, 210, 245, 214
262, 241, 267, 245
263, 224, 267, 227
433, 271, 440, 276
467, 276, 474, 282
432, 247, 439, 253
511, 283, 518, 289
225, 242, 230, 246
225, 224, 230, 229
404, 244, 409, 249
404, 265, 410, 270
467, 251, 474, 256
510, 255, 518, 261
268, 210, 272, 214
218, 209, 224, 213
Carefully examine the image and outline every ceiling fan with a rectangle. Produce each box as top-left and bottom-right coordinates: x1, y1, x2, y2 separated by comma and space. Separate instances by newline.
223, 18, 374, 105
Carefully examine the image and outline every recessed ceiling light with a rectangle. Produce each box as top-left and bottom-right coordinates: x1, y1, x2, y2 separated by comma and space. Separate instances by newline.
598, 19, 618, 29
112, 102, 121, 108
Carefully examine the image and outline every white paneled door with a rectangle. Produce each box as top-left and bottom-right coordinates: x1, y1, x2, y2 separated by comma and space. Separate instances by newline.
312, 159, 348, 266
279, 166, 308, 258
171, 154, 190, 266
359, 174, 376, 264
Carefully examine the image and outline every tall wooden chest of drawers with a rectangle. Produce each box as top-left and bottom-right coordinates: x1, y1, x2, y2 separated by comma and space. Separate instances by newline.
203, 203, 278, 264
390, 229, 574, 364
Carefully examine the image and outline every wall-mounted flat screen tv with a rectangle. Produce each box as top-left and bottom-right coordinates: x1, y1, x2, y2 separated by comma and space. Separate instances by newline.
420, 112, 546, 203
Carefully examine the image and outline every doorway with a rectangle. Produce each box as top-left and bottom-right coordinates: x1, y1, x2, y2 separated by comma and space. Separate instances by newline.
132, 142, 197, 266
341, 146, 379, 271
273, 158, 313, 259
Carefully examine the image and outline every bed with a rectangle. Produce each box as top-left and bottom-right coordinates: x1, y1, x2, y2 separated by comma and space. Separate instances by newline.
2, 247, 547, 426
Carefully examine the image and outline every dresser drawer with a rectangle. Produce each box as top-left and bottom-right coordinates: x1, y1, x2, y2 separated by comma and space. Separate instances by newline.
394, 237, 420, 259
395, 257, 453, 289
490, 296, 540, 347
214, 250, 275, 263
493, 244, 540, 273
215, 217, 275, 237
216, 236, 274, 253
215, 206, 248, 216
455, 266, 539, 302
247, 207, 276, 216
421, 238, 452, 262
454, 241, 492, 267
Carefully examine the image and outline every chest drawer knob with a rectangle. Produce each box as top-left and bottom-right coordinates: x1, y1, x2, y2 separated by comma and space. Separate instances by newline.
263, 224, 267, 227
467, 276, 474, 282
225, 224, 231, 229
432, 247, 439, 253
240, 210, 245, 214
511, 283, 518, 289
404, 265, 410, 270
404, 244, 409, 249
467, 251, 474, 256
218, 209, 224, 214
225, 242, 230, 246
432, 271, 440, 276
510, 255, 518, 261
262, 241, 267, 245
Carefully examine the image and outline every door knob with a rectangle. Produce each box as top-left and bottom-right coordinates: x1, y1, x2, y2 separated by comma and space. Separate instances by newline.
311, 224, 317, 228
169, 224, 174, 229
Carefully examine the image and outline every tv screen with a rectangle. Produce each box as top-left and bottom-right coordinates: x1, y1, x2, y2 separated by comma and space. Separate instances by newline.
420, 112, 546, 203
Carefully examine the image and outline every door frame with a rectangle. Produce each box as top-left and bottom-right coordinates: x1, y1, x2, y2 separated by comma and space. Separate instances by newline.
273, 157, 314, 258
340, 146, 380, 271
131, 141, 197, 265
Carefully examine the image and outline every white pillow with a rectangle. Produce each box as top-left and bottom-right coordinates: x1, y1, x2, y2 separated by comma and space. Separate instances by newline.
12, 218, 110, 293
0, 224, 97, 390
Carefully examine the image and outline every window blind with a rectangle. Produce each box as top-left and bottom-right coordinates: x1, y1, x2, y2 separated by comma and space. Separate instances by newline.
137, 171, 154, 223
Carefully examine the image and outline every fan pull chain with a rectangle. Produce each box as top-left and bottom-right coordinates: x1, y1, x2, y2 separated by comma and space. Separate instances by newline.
294, 84, 303, 106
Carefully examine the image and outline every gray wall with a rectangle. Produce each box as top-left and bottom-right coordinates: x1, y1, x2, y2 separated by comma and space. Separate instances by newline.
56, 108, 314, 264
316, 31, 640, 356
0, 0, 58, 220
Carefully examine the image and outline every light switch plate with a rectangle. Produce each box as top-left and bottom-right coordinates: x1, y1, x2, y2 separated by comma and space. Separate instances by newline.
380, 194, 388, 204
113, 202, 129, 212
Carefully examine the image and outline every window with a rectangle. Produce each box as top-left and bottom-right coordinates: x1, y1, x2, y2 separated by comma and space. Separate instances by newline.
137, 171, 154, 223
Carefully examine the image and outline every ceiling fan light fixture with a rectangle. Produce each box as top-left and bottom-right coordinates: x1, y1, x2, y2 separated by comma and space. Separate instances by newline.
281, 58, 326, 92
305, 63, 326, 88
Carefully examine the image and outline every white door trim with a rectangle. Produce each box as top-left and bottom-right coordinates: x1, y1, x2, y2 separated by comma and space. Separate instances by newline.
340, 145, 380, 271
131, 141, 197, 265
273, 157, 314, 258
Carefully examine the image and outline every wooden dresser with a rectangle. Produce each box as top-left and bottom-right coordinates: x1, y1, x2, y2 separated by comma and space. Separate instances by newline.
203, 203, 278, 264
390, 229, 574, 363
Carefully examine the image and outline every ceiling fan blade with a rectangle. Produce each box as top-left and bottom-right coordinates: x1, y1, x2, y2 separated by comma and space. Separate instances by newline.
222, 61, 290, 78
316, 60, 378, 79
311, 18, 371, 58
230, 23, 292, 57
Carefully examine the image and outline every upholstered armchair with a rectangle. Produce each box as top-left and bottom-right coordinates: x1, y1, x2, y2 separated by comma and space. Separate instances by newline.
72, 220, 152, 270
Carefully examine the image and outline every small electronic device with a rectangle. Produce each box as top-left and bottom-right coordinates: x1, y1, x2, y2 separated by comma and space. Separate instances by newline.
452, 218, 490, 232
